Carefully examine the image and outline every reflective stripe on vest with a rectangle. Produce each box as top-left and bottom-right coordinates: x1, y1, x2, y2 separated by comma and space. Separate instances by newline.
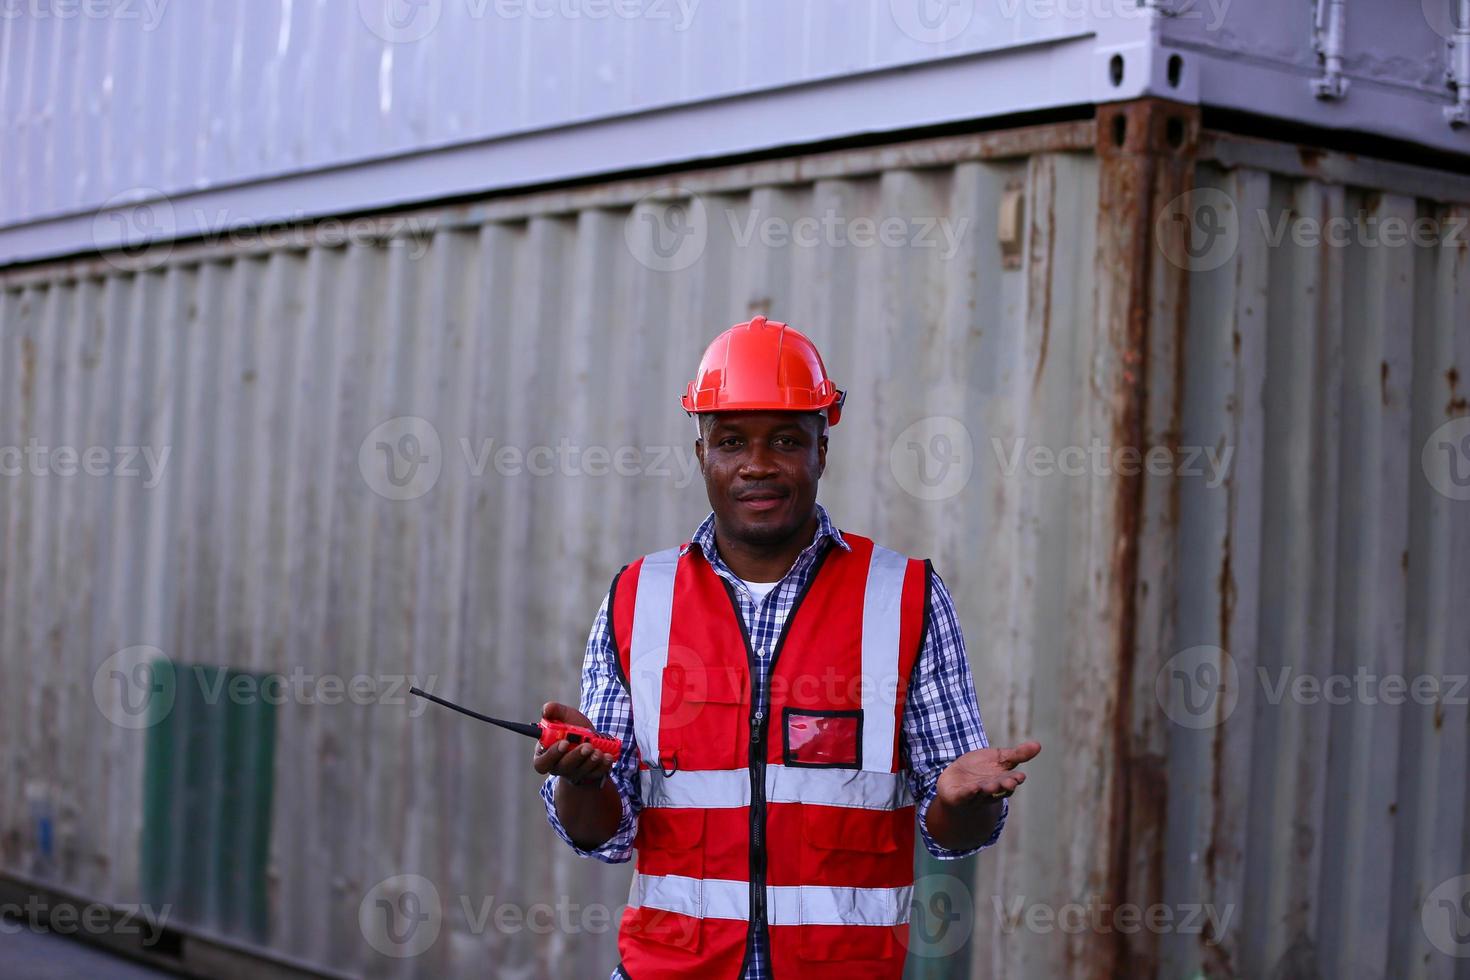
628, 873, 913, 928
627, 546, 679, 770
639, 765, 913, 810
859, 544, 909, 773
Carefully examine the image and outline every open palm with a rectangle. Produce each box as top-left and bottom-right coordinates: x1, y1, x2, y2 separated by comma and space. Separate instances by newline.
936, 741, 1042, 805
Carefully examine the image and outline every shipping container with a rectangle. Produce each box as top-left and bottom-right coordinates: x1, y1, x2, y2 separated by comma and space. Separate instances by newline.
3, 97, 1468, 977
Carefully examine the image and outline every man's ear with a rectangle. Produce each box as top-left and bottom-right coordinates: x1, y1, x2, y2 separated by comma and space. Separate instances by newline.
816, 433, 827, 477
695, 437, 706, 472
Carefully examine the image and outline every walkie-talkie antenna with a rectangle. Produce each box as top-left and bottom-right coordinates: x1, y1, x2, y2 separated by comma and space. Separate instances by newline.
408, 686, 540, 739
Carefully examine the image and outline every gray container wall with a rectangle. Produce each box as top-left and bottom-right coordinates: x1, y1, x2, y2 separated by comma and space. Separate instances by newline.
1146, 145, 1470, 980
8, 0, 1470, 266
2, 119, 1469, 979
0, 124, 1126, 979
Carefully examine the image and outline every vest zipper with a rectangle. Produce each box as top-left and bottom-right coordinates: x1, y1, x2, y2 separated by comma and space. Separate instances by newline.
717, 542, 832, 978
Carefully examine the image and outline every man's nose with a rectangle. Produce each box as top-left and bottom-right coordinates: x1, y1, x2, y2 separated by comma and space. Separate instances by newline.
737, 445, 780, 478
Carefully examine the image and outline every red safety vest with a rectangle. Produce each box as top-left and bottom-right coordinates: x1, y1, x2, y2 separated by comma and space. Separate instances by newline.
610, 533, 928, 978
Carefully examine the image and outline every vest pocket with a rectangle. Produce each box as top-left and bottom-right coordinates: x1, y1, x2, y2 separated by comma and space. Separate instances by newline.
623, 904, 703, 954
634, 807, 705, 879
794, 923, 903, 967
799, 805, 901, 885
782, 707, 863, 768
660, 665, 747, 770
800, 805, 899, 854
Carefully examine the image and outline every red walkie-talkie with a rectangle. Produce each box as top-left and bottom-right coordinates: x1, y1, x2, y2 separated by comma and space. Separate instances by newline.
408, 686, 622, 757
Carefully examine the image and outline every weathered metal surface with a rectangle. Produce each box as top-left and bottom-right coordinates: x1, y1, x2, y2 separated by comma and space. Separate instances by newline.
1094, 97, 1201, 980
1152, 140, 1470, 979
2, 117, 1468, 979
5, 0, 1469, 266
0, 128, 1106, 978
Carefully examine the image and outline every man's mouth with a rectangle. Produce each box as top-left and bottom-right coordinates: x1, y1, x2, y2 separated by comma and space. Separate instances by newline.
736, 490, 788, 513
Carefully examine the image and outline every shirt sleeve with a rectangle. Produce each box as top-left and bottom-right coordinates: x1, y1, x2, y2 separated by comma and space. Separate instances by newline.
901, 565, 1008, 859
540, 587, 642, 863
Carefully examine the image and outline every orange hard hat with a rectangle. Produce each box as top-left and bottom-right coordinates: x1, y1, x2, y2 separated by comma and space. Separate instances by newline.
681, 316, 846, 426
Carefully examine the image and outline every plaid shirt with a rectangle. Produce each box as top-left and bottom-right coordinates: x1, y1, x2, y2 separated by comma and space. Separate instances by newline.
541, 504, 1005, 978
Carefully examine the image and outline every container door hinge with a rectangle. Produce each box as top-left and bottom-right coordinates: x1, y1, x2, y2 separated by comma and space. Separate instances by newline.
1311, 0, 1350, 100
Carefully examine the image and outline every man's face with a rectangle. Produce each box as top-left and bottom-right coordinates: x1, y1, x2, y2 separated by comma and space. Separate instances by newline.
695, 411, 827, 547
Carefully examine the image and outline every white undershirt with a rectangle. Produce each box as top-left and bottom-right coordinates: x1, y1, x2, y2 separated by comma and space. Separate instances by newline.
739, 578, 780, 601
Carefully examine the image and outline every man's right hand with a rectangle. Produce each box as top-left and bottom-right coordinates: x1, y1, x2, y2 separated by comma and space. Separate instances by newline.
531, 701, 616, 786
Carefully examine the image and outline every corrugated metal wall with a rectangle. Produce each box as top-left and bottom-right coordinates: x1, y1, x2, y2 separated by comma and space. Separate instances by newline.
1150, 145, 1470, 980
2, 119, 1468, 979
1, 125, 1128, 978
0, 0, 1096, 231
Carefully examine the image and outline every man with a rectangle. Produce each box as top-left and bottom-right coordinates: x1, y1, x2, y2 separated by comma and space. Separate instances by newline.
534, 316, 1041, 977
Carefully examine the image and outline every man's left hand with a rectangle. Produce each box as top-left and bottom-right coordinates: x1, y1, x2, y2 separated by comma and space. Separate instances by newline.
936, 741, 1042, 806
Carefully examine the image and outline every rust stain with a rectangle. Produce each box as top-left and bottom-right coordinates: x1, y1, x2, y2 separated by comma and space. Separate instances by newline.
1095, 96, 1200, 980
20, 334, 36, 404
1380, 360, 1390, 407
1030, 162, 1056, 394
1298, 146, 1326, 172
1449, 367, 1467, 416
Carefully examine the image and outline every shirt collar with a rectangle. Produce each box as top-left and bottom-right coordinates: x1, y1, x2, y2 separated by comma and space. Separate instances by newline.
681, 502, 850, 568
